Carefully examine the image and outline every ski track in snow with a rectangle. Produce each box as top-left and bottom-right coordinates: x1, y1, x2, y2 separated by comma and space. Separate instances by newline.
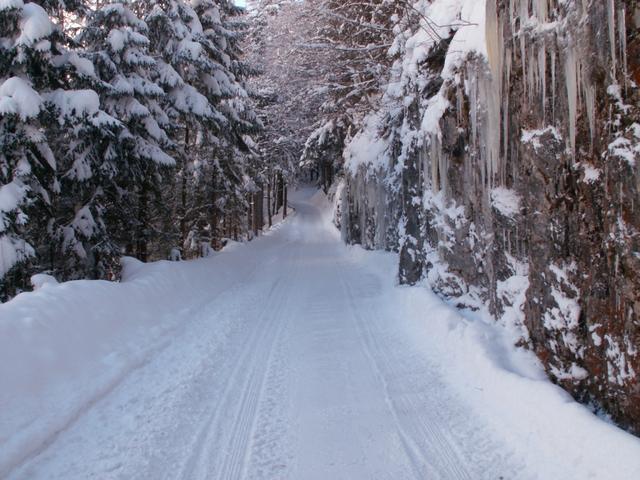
4, 188, 640, 480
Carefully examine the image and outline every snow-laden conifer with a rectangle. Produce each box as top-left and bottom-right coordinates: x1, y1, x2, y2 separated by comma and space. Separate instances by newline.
146, 0, 260, 256
0, 0, 114, 296
78, 0, 175, 262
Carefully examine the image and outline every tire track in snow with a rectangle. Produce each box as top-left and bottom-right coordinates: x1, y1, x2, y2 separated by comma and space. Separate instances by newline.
179, 243, 299, 480
341, 274, 473, 480
341, 264, 527, 480
216, 276, 290, 480
244, 322, 292, 480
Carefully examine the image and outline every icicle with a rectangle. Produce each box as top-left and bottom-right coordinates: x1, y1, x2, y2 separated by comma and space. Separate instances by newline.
585, 83, 596, 148
519, 0, 529, 21
469, 70, 478, 155
539, 42, 547, 123
527, 48, 536, 105
430, 135, 439, 193
608, 0, 617, 77
564, 46, 578, 158
619, 7, 628, 92
503, 47, 512, 180
509, 0, 516, 33
467, 68, 482, 188
517, 0, 528, 102
486, 0, 503, 92
520, 37, 527, 103
433, 135, 447, 195
533, 0, 548, 23
485, 0, 503, 187
480, 72, 501, 190
580, 27, 596, 146
551, 49, 556, 122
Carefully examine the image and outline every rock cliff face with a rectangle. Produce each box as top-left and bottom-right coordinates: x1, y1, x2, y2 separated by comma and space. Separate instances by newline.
336, 0, 640, 432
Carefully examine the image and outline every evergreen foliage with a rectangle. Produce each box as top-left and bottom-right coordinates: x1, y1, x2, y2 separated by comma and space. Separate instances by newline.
0, 0, 262, 300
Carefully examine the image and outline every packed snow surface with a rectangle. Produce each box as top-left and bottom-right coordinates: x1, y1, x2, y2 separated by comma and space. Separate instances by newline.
1, 188, 640, 479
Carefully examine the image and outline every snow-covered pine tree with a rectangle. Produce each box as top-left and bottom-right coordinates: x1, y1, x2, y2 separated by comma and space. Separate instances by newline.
43, 83, 121, 282
196, 0, 262, 241
0, 0, 113, 297
145, 0, 260, 256
78, 1, 175, 263
145, 0, 224, 257
0, 2, 53, 297
40, 4, 124, 283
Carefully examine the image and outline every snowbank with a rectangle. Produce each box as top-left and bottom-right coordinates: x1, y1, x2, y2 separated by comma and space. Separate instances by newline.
0, 246, 259, 477
364, 257, 640, 479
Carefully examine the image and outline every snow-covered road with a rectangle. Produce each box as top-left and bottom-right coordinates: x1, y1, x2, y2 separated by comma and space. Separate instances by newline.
3, 188, 640, 479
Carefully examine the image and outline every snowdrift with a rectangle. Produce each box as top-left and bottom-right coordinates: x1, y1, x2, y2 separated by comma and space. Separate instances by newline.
0, 250, 257, 476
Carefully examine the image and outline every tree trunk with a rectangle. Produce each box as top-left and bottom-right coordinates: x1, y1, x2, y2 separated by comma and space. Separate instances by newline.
209, 165, 219, 250
136, 180, 149, 262
258, 184, 264, 232
252, 189, 260, 237
273, 176, 279, 217
276, 172, 284, 212
283, 183, 288, 219
180, 171, 187, 249
180, 124, 190, 251
247, 193, 253, 239
267, 176, 273, 227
